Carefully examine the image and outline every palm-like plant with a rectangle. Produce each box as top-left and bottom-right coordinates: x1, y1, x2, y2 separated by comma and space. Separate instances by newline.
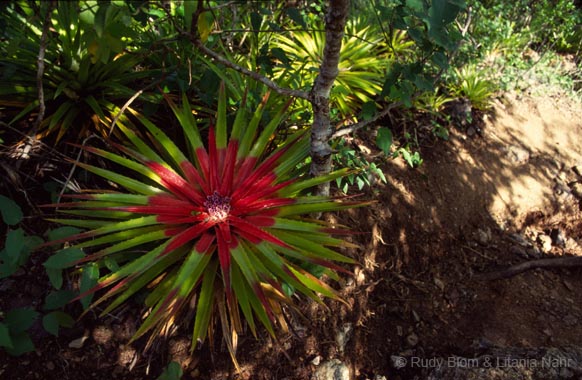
0, 2, 157, 142
448, 65, 496, 111
273, 16, 389, 118
44, 85, 361, 365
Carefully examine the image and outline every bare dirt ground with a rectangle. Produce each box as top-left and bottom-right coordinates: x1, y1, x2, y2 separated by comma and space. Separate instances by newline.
1, 90, 582, 380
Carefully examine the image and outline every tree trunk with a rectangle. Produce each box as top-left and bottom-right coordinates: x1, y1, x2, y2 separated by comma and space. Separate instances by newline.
310, 0, 350, 196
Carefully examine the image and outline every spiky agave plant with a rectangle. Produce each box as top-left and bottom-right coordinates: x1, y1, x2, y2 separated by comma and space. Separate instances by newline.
44, 85, 361, 364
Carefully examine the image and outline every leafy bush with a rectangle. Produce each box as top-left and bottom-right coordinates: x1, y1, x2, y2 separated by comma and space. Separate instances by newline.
44, 85, 362, 364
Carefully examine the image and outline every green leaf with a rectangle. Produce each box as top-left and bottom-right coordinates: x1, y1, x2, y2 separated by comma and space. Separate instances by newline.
46, 267, 63, 289
0, 323, 13, 349
359, 101, 376, 121
285, 8, 307, 28
42, 311, 75, 336
43, 289, 76, 311
4, 308, 39, 334
80, 263, 100, 310
47, 226, 83, 242
184, 0, 195, 32
251, 12, 262, 31
44, 248, 85, 269
376, 127, 393, 156
0, 195, 23, 225
5, 228, 25, 265
5, 333, 35, 356
156, 361, 183, 380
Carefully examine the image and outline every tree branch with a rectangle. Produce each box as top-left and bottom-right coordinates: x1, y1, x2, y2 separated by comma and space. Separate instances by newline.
309, 0, 350, 196
333, 101, 402, 138
473, 255, 582, 281
190, 36, 310, 100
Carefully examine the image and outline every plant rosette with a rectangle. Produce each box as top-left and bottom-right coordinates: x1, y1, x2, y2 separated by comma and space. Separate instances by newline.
43, 85, 364, 366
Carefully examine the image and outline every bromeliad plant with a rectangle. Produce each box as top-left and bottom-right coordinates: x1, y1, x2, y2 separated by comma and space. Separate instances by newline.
44, 85, 360, 365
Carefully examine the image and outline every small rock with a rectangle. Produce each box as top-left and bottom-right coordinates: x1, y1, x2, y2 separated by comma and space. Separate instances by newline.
570, 182, 582, 199
46, 361, 55, 371
476, 228, 492, 245
543, 328, 553, 337
506, 145, 530, 165
311, 356, 322, 366
550, 228, 566, 247
396, 326, 404, 337
508, 233, 532, 247
374, 376, 387, 380
558, 171, 569, 182
335, 323, 352, 354
406, 332, 419, 347
68, 335, 89, 349
466, 126, 477, 137
572, 165, 582, 177
312, 359, 350, 380
537, 234, 553, 253
412, 310, 420, 323
434, 277, 445, 291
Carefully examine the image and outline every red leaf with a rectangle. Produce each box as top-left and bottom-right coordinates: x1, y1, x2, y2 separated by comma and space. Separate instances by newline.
162, 221, 214, 255
180, 161, 210, 195
195, 232, 215, 254
242, 215, 276, 227
207, 128, 220, 191
216, 227, 233, 291
230, 216, 289, 248
145, 161, 205, 205
219, 140, 239, 195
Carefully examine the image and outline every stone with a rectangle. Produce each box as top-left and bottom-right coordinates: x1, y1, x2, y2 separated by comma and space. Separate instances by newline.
311, 356, 322, 366
506, 145, 530, 165
68, 335, 89, 349
570, 182, 582, 199
312, 359, 350, 380
572, 164, 582, 177
335, 323, 352, 354
406, 332, 419, 347
550, 228, 566, 247
476, 228, 492, 245
508, 233, 532, 247
537, 234, 553, 253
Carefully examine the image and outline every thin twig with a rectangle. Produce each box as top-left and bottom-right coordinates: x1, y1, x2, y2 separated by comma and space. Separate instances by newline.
474, 255, 582, 281
333, 101, 402, 138
190, 36, 310, 100
19, 2, 53, 163
56, 134, 102, 208
108, 78, 164, 136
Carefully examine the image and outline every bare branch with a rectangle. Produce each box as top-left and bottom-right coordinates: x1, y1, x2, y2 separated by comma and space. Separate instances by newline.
474, 255, 582, 281
190, 36, 310, 100
332, 101, 402, 138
